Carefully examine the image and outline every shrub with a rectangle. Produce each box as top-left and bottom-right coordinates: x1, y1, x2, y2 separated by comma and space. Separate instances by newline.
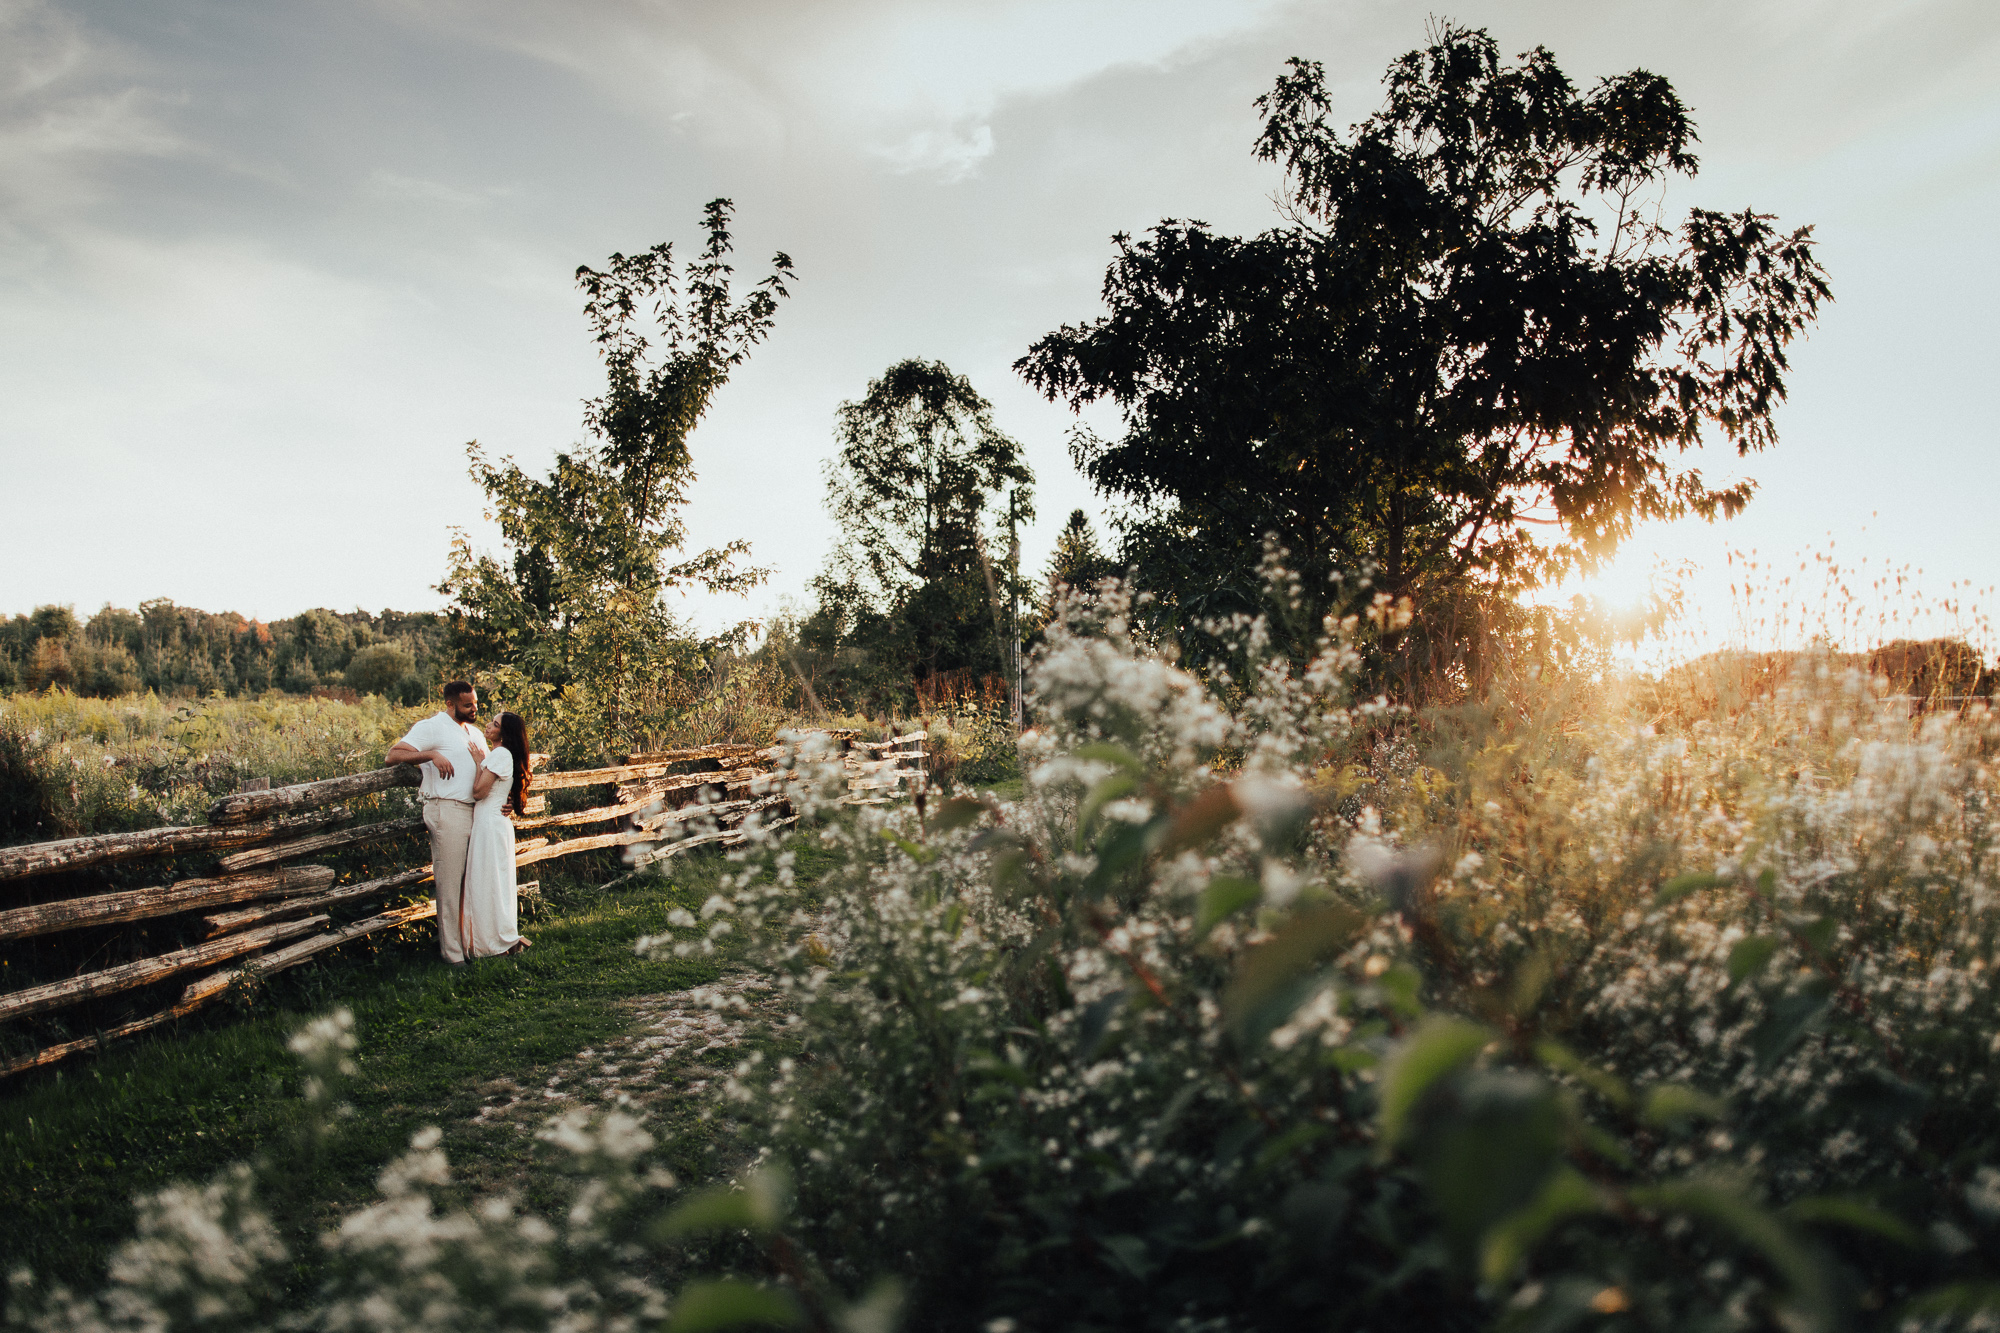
0, 721, 71, 843
681, 580, 2000, 1331
344, 643, 416, 697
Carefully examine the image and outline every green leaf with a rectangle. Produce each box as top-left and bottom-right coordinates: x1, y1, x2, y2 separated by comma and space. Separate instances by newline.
1825, 1065, 1930, 1127
1533, 1037, 1632, 1110
967, 1051, 1035, 1088
1413, 1069, 1567, 1256
1751, 976, 1834, 1069
1075, 772, 1141, 849
1082, 818, 1154, 897
927, 795, 987, 834
656, 1190, 763, 1240
656, 1166, 790, 1240
966, 826, 1022, 855
1783, 1196, 1922, 1247
1377, 962, 1423, 1018
1629, 1177, 1834, 1333
1195, 875, 1261, 936
1640, 1083, 1728, 1129
1793, 914, 1837, 956
834, 1278, 905, 1333
1072, 742, 1147, 778
1509, 952, 1553, 1018
1904, 1283, 2000, 1318
877, 830, 934, 864
1326, 1046, 1378, 1074
666, 1279, 804, 1332
1574, 1121, 1633, 1170
1074, 988, 1129, 1059
1098, 1232, 1154, 1280
1726, 935, 1779, 985
1655, 871, 1723, 906
1480, 1166, 1604, 1285
1222, 904, 1365, 1041
1254, 1121, 1329, 1171
1377, 1015, 1495, 1149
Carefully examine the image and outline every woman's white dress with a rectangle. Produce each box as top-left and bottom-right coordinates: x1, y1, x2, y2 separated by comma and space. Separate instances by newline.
464, 747, 525, 957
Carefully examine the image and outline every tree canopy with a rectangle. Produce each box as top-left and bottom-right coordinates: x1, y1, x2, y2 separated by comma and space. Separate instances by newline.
801, 359, 1033, 704
443, 199, 793, 751
1019, 23, 1830, 674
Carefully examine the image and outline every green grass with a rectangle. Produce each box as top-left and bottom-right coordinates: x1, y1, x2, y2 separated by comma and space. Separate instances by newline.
0, 839, 833, 1292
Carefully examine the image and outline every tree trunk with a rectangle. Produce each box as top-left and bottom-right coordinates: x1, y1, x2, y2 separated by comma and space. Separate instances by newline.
216, 817, 425, 873
0, 809, 348, 883
204, 865, 433, 936
0, 914, 328, 1023
0, 865, 335, 941
206, 765, 421, 826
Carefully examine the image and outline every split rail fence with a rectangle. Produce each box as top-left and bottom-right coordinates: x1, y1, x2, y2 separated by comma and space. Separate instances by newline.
0, 729, 925, 1079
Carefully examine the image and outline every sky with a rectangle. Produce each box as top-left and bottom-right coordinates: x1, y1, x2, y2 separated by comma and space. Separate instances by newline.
1, 0, 1995, 656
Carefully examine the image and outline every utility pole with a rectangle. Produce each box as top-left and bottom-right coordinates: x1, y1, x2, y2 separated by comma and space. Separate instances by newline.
1008, 489, 1023, 735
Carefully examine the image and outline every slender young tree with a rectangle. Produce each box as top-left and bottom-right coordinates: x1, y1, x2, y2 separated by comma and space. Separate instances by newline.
443, 200, 793, 749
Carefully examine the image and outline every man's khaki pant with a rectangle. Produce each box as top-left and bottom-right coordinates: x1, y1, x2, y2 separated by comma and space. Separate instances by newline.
423, 798, 475, 964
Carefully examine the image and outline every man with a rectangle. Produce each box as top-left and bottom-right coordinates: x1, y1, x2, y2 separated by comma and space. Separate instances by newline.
386, 680, 487, 965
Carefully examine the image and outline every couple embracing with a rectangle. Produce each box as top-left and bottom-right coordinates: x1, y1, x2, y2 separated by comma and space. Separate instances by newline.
387, 681, 533, 963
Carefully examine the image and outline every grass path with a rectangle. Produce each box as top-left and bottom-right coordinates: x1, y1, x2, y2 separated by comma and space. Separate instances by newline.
0, 842, 816, 1291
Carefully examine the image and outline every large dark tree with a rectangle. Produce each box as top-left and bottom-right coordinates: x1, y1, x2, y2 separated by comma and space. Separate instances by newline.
1019, 24, 1830, 683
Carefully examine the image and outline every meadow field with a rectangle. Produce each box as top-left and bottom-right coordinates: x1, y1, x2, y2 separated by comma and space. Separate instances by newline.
2, 582, 1996, 1333
0, 690, 427, 843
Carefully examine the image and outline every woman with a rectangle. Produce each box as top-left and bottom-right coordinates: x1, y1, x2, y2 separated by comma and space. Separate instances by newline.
465, 709, 532, 958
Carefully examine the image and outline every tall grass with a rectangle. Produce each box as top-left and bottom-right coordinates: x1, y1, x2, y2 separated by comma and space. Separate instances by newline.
0, 691, 423, 839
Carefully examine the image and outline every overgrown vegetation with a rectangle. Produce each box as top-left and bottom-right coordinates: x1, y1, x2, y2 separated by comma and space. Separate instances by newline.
0, 691, 421, 841
15, 577, 2000, 1332
677, 580, 2000, 1330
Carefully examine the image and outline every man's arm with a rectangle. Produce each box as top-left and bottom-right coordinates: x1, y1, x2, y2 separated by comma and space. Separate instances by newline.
387, 736, 454, 779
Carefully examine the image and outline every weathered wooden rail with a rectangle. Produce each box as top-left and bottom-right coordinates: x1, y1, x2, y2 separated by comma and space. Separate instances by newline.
0, 729, 925, 1079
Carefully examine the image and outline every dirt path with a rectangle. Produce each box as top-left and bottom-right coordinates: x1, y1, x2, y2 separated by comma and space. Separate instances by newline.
464, 971, 789, 1135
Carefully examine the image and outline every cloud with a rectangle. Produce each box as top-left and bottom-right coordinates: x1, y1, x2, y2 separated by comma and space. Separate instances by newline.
870, 121, 995, 181
0, 1, 189, 222
374, 0, 1287, 169
366, 167, 503, 208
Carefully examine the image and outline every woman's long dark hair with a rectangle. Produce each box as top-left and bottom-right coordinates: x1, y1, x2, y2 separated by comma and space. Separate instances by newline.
497, 711, 531, 815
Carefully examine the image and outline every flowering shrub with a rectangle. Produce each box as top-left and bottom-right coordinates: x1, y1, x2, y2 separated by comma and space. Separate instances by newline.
20, 577, 2000, 1333
684, 581, 2000, 1331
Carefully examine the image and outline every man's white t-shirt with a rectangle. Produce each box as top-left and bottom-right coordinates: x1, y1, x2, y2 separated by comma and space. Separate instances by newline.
398, 712, 485, 802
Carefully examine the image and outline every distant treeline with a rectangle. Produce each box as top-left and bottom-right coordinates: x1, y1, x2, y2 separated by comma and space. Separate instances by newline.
0, 601, 450, 703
